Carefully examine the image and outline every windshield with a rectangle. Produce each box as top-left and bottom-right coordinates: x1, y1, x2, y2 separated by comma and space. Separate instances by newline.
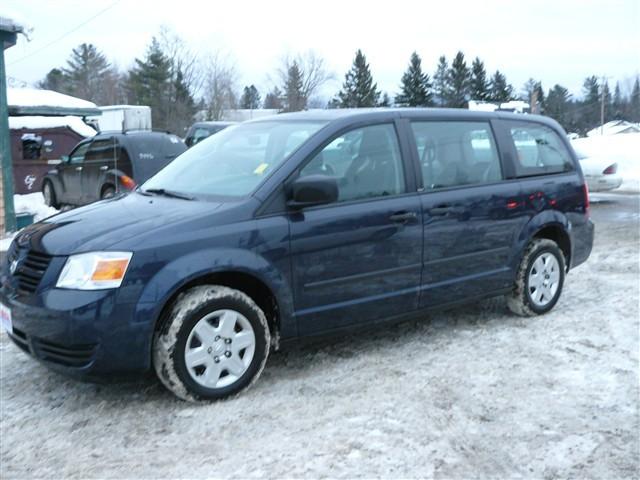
142, 120, 327, 198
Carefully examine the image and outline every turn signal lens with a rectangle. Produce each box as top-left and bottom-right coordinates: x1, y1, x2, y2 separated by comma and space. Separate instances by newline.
91, 259, 130, 281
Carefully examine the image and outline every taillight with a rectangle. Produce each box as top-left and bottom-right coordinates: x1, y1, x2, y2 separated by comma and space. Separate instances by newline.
583, 183, 590, 216
602, 163, 617, 175
120, 175, 136, 190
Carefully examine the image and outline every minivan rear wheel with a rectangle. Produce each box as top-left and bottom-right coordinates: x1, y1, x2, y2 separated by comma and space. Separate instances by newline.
507, 238, 565, 316
101, 185, 116, 199
153, 285, 270, 401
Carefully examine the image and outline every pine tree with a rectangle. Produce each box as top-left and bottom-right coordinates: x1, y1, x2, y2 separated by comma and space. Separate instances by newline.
581, 75, 601, 130
337, 49, 380, 108
283, 61, 305, 112
469, 57, 490, 102
612, 82, 625, 120
378, 92, 391, 107
62, 43, 113, 104
240, 85, 261, 109
447, 51, 471, 108
37, 68, 68, 93
395, 52, 433, 107
263, 86, 283, 110
629, 77, 640, 122
433, 55, 449, 107
127, 38, 173, 130
601, 81, 613, 123
488, 70, 514, 103
545, 84, 572, 128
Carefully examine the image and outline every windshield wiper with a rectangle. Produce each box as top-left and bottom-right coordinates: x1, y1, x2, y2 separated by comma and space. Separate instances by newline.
142, 188, 194, 200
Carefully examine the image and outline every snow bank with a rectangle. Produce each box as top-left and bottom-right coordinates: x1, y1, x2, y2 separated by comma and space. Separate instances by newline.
572, 133, 640, 192
9, 115, 96, 138
0, 194, 59, 252
8, 87, 97, 110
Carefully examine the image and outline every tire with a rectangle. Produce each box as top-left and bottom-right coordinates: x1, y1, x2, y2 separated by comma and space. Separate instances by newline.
507, 238, 566, 317
153, 285, 271, 402
42, 181, 58, 208
101, 185, 116, 199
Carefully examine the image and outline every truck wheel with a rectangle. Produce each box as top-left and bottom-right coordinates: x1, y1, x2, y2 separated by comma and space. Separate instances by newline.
153, 285, 270, 402
507, 238, 566, 316
43, 181, 58, 208
101, 186, 116, 199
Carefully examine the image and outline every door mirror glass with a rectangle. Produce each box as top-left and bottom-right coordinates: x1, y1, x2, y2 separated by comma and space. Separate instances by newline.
288, 174, 338, 209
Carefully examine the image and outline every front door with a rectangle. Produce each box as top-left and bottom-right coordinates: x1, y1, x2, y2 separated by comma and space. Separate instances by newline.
82, 137, 118, 203
58, 141, 90, 204
288, 123, 423, 335
409, 120, 523, 307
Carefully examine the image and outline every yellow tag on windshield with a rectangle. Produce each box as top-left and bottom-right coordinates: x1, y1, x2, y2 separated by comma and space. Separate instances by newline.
254, 163, 269, 175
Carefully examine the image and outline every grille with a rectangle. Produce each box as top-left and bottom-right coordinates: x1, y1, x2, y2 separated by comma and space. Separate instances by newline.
9, 327, 96, 368
33, 338, 97, 368
9, 247, 52, 294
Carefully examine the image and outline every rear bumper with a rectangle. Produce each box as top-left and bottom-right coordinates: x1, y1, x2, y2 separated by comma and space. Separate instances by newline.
0, 287, 153, 379
585, 174, 623, 193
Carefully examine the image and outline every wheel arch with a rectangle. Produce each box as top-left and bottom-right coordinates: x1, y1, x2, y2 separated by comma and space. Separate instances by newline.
532, 224, 571, 269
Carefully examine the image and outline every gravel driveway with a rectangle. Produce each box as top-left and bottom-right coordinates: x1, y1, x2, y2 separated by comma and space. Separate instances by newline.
1, 193, 638, 479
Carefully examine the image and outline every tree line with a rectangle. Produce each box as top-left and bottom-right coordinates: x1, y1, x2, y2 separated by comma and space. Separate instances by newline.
37, 30, 640, 136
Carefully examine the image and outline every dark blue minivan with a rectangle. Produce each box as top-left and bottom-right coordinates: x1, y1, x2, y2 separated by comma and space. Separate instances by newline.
0, 109, 594, 401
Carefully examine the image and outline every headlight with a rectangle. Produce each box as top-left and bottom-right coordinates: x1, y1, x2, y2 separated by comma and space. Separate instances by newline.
56, 252, 133, 290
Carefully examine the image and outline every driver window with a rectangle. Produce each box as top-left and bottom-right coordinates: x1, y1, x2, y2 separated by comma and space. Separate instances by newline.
299, 124, 405, 203
69, 143, 90, 164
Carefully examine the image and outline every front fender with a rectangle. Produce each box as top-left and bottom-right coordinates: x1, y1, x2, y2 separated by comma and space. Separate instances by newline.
134, 247, 295, 337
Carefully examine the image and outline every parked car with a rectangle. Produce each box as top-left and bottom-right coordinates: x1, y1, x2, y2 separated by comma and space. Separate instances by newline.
42, 131, 186, 208
573, 146, 623, 192
1, 109, 594, 402
184, 121, 236, 147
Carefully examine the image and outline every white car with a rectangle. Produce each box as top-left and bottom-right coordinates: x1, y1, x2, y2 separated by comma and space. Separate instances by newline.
574, 147, 623, 192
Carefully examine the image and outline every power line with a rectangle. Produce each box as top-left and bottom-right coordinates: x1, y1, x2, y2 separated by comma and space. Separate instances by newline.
8, 0, 121, 67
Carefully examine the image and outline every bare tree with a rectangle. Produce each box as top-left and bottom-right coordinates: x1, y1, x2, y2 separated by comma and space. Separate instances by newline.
158, 26, 203, 97
202, 52, 238, 120
275, 50, 333, 110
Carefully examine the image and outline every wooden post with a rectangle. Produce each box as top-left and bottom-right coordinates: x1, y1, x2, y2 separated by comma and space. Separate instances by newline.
0, 30, 17, 233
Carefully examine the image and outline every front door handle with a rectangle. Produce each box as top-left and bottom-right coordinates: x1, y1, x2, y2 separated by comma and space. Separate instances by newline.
100, 165, 109, 171
389, 211, 417, 223
75, 166, 83, 172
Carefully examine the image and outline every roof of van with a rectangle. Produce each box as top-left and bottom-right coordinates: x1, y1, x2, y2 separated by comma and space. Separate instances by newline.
250, 108, 557, 127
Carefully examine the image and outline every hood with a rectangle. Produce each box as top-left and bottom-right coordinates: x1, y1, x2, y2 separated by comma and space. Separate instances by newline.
18, 192, 222, 255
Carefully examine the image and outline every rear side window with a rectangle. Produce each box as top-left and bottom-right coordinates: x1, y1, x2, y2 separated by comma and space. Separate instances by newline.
411, 121, 502, 190
509, 123, 574, 177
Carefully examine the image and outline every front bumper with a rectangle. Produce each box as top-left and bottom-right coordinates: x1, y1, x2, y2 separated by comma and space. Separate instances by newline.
0, 286, 154, 378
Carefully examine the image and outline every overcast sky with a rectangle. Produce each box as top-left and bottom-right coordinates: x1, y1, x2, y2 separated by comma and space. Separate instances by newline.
3, 0, 639, 102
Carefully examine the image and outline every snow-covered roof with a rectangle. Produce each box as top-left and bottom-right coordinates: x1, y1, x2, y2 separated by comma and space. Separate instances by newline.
7, 88, 101, 116
587, 120, 640, 137
0, 16, 24, 33
9, 115, 97, 138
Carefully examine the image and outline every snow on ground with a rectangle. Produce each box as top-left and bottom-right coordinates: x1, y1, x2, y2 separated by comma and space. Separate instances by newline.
0, 194, 638, 478
9, 116, 96, 138
572, 133, 640, 192
8, 87, 97, 110
0, 194, 59, 252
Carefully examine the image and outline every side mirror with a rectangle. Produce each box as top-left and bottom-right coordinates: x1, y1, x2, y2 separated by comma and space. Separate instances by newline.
287, 174, 338, 209
61, 155, 70, 163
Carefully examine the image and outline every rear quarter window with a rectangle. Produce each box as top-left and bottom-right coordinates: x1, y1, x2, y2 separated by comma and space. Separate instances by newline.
508, 122, 575, 177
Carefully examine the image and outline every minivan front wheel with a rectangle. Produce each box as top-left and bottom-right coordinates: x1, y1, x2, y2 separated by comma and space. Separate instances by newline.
153, 285, 270, 401
43, 181, 58, 208
507, 238, 566, 316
